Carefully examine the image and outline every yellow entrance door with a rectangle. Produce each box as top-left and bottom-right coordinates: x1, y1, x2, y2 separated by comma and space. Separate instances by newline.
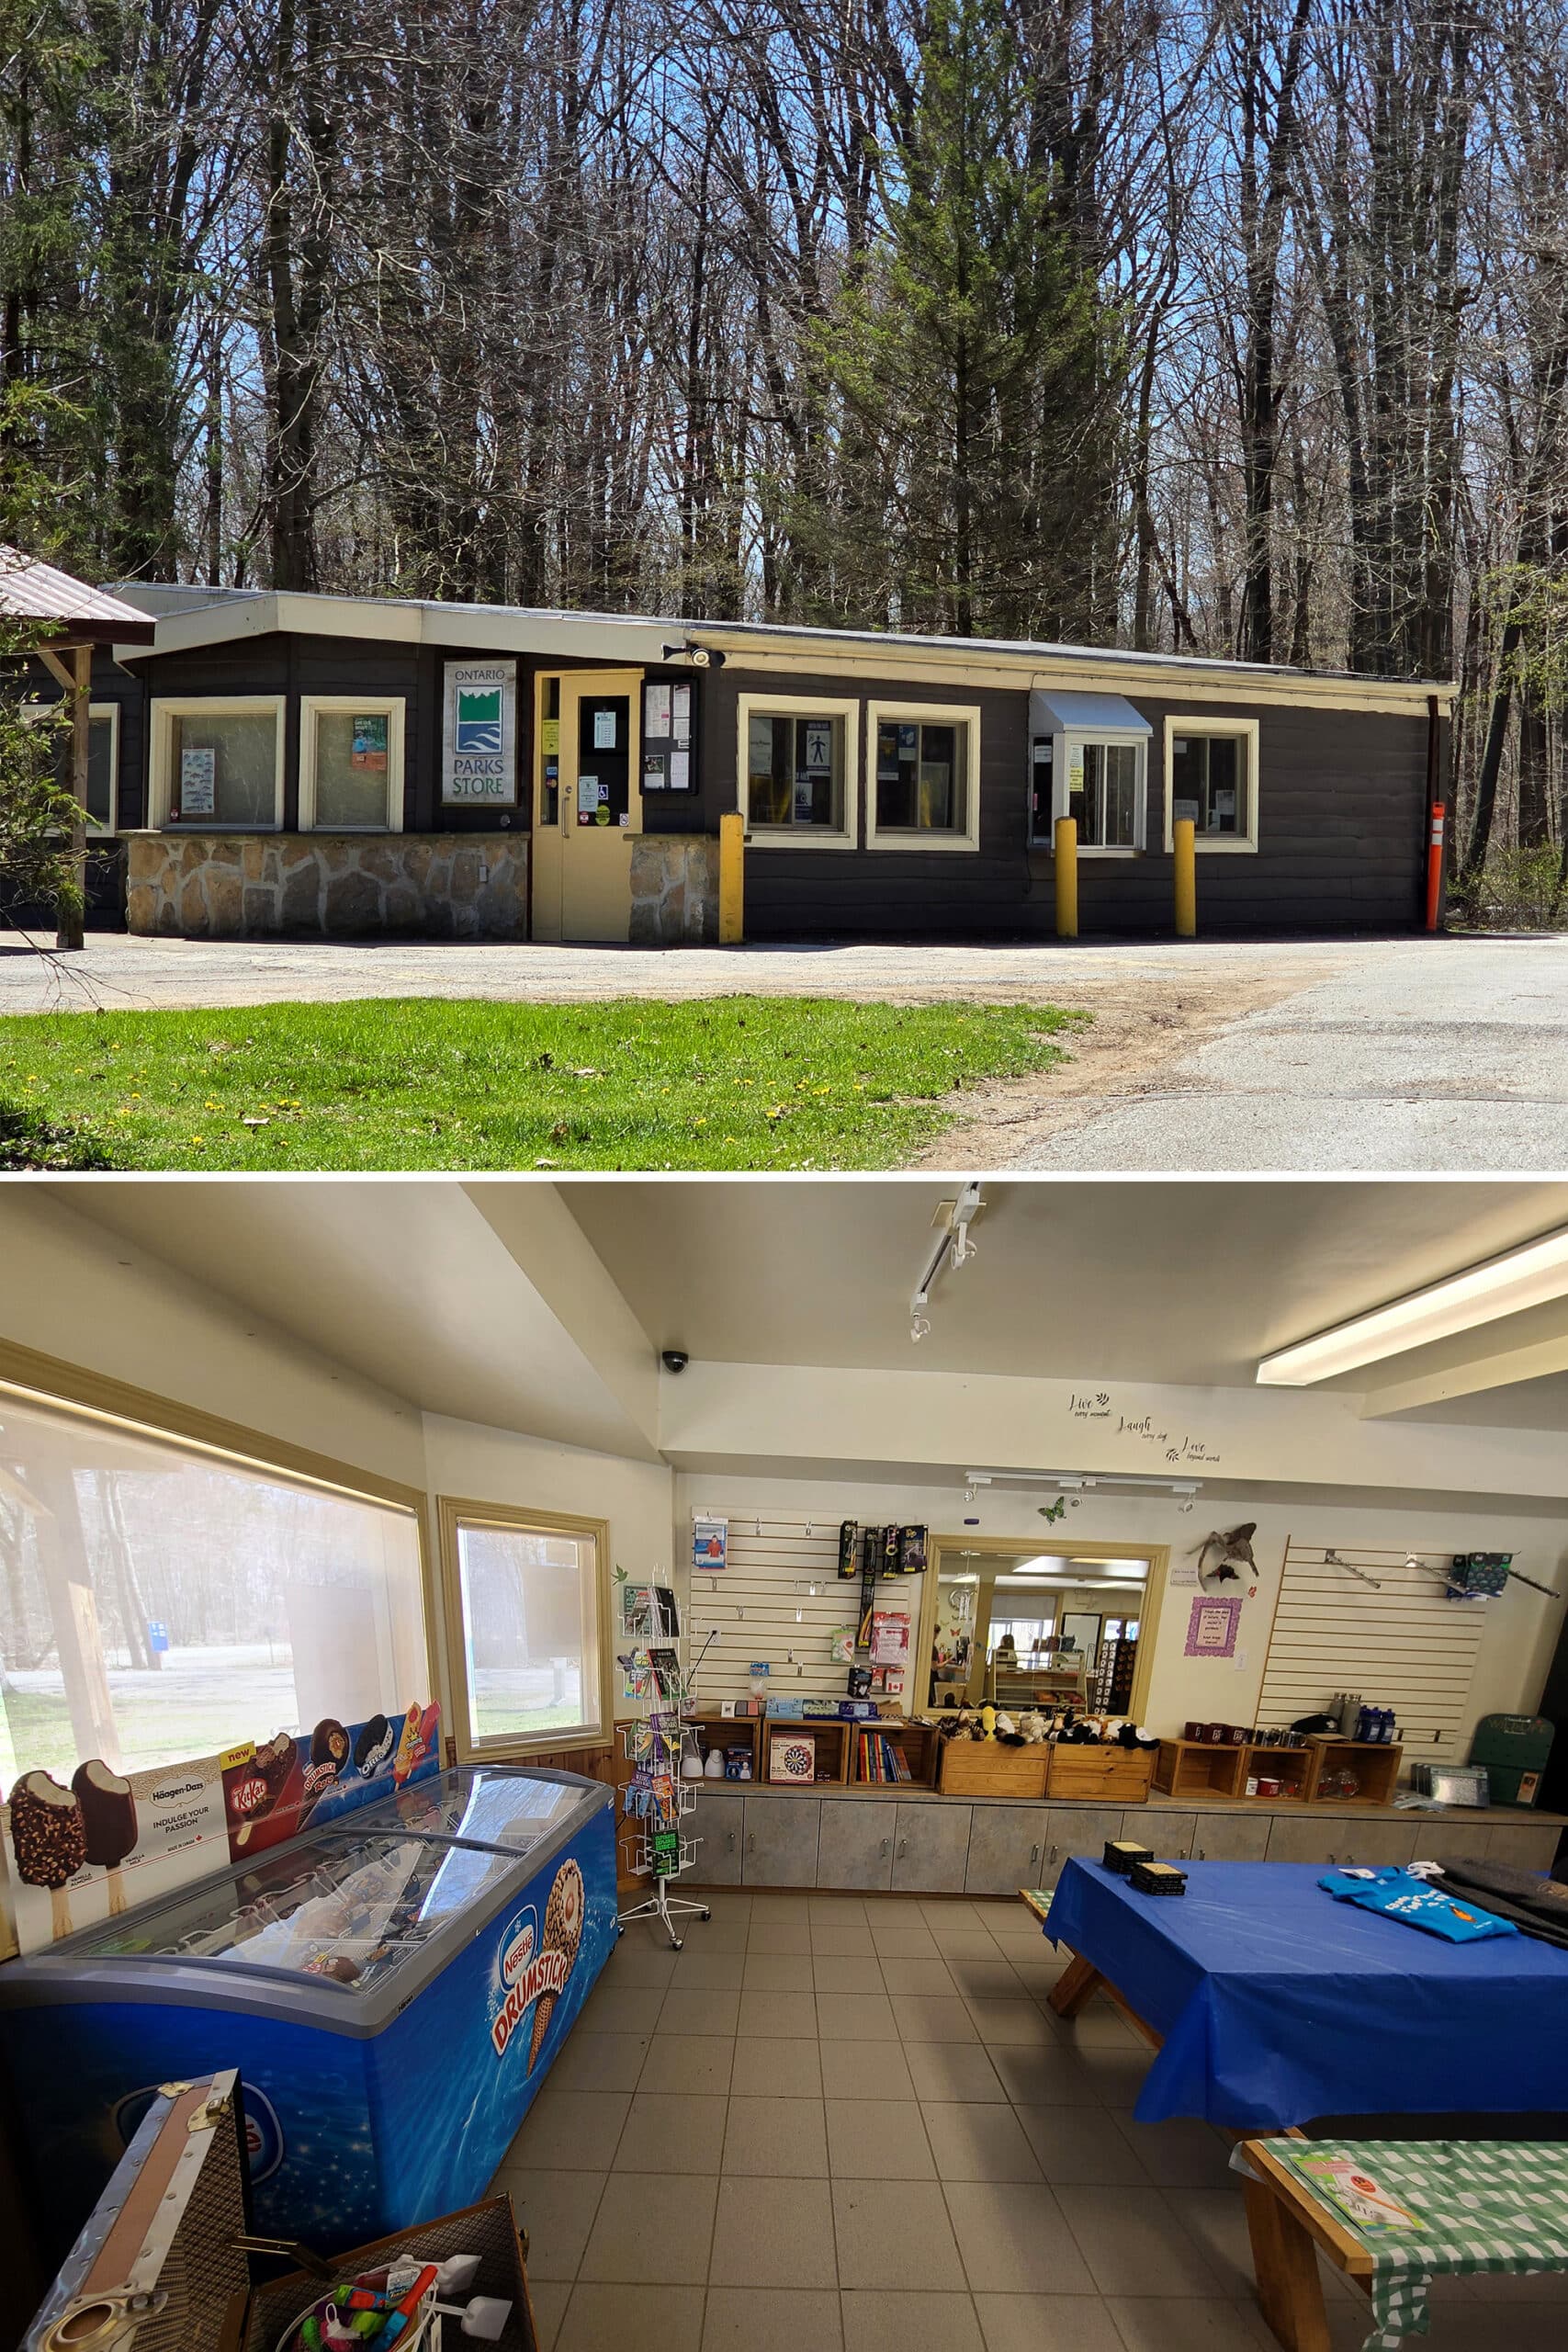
532, 670, 643, 942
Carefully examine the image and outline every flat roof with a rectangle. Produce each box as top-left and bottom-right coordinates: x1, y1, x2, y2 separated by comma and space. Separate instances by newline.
103, 584, 1454, 713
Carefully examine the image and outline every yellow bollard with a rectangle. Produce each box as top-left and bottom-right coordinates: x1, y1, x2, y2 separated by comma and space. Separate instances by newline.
718, 810, 744, 944
1173, 817, 1197, 938
1054, 816, 1078, 940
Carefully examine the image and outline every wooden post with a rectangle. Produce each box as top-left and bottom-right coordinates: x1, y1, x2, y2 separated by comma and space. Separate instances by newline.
718, 809, 744, 944
1053, 816, 1077, 938
1174, 816, 1197, 937
39, 641, 92, 951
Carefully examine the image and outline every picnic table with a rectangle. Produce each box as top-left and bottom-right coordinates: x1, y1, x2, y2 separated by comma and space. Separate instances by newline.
1235, 2135, 1568, 2352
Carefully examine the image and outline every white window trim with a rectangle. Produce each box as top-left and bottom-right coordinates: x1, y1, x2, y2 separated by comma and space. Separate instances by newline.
1055, 730, 1148, 856
150, 695, 287, 831
864, 701, 982, 853
23, 701, 119, 834
298, 694, 407, 832
1162, 715, 1260, 853
736, 691, 860, 849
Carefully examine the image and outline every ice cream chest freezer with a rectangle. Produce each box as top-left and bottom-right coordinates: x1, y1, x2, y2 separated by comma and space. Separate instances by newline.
0, 1765, 617, 2263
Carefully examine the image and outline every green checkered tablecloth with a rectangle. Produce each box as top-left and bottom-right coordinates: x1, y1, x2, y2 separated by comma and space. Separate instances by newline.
1235, 2139, 1568, 2349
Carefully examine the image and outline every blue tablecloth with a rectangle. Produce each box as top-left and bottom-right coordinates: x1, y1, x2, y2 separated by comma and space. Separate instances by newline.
1045, 1858, 1568, 2130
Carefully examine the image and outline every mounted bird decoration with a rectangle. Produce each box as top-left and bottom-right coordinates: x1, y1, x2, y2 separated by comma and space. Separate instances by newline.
1196, 1521, 1259, 1596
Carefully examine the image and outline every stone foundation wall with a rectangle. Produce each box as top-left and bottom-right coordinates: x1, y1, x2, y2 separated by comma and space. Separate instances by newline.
126, 833, 528, 940
630, 833, 719, 945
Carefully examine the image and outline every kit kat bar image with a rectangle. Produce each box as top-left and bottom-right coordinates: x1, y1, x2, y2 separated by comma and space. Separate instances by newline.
8, 1770, 87, 1939
72, 1760, 139, 1915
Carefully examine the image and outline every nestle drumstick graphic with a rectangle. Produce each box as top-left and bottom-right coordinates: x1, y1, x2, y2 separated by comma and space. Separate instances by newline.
9, 1770, 87, 1939
73, 1760, 139, 1915
528, 1859, 584, 2070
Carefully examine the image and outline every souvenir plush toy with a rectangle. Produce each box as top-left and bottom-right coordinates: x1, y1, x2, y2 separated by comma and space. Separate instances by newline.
977, 1704, 998, 1742
1016, 1711, 1049, 1744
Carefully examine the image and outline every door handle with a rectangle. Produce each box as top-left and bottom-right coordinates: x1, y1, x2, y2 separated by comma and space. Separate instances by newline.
747, 1833, 754, 1853
1030, 1844, 1040, 1864
880, 1838, 889, 1857
727, 1831, 736, 1851
897, 1838, 907, 1858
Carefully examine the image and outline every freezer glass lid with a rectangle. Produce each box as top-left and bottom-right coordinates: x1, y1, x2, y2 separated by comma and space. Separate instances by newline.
69, 1828, 521, 1995
378, 1766, 586, 1851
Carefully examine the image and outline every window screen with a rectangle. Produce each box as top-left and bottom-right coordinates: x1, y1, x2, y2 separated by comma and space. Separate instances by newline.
874, 718, 967, 833
168, 709, 278, 827
312, 708, 398, 828
747, 713, 844, 830
1171, 732, 1247, 836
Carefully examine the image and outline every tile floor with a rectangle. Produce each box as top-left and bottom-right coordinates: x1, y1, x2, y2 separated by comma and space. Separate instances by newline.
491, 1889, 1568, 2352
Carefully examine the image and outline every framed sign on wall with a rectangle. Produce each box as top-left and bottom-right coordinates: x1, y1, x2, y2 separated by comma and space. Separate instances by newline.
442, 659, 518, 806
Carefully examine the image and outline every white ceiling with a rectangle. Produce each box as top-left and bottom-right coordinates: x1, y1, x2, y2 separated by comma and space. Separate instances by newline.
39, 1177, 1568, 1443
565, 1179, 1568, 1429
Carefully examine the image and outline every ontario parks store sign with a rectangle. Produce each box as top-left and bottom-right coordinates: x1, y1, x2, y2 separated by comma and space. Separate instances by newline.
442, 659, 518, 804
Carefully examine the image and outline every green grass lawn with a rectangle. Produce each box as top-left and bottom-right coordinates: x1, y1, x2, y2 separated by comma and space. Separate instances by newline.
0, 996, 1082, 1170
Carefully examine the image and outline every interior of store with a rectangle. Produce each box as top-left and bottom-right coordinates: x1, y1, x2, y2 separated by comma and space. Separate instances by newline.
3, 1175, 1567, 2352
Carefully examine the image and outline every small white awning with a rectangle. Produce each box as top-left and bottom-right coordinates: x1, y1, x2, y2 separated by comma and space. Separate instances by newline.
1029, 688, 1151, 737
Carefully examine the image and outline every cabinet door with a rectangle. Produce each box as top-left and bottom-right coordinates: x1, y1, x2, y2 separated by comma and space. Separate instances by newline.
891, 1803, 972, 1892
1037, 1806, 1117, 1888
1333, 1820, 1417, 1870
964, 1805, 1049, 1897
1189, 1811, 1271, 1862
1138, 1811, 1197, 1860
743, 1796, 820, 1886
817, 1800, 897, 1889
1485, 1821, 1562, 1872
1264, 1814, 1343, 1866
692, 1790, 746, 1884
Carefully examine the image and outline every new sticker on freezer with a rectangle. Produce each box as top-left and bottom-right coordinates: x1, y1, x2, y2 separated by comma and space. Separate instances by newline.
489, 1857, 585, 2066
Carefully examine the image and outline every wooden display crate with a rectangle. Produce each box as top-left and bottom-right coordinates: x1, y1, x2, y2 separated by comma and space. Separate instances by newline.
1237, 1742, 1313, 1802
684, 1708, 762, 1781
938, 1740, 1049, 1798
765, 1718, 852, 1785
851, 1718, 941, 1787
1153, 1737, 1247, 1801
1303, 1737, 1404, 1806
1045, 1743, 1155, 1803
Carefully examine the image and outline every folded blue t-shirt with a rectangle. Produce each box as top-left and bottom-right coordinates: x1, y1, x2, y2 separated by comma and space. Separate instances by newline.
1318, 1866, 1519, 1943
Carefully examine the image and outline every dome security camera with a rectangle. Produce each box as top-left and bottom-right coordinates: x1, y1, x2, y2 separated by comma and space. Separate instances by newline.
661, 1350, 689, 1374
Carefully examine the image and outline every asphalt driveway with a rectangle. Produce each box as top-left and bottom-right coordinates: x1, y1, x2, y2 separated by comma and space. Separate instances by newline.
2, 929, 1564, 1171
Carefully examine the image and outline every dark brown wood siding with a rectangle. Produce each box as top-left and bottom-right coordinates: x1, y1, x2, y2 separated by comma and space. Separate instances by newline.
701, 663, 1432, 937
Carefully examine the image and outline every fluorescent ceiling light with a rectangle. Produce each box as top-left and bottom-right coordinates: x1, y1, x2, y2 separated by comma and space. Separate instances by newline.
1256, 1226, 1568, 1386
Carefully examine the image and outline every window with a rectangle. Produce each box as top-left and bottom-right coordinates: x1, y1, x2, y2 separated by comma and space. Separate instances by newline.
299, 695, 406, 831
1164, 717, 1259, 851
438, 1499, 610, 1757
85, 706, 118, 831
26, 703, 119, 832
737, 694, 858, 845
1068, 737, 1145, 850
866, 703, 981, 850
151, 697, 285, 831
0, 1383, 430, 1783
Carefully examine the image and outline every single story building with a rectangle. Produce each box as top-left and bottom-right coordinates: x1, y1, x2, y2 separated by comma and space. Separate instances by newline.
53, 584, 1452, 943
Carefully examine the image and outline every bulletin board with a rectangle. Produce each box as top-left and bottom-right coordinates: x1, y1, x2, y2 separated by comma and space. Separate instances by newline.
640, 679, 697, 797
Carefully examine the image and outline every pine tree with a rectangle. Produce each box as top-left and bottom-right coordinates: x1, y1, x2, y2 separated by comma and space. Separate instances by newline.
796, 0, 1122, 640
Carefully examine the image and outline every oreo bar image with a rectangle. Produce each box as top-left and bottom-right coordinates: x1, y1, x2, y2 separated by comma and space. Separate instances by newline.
354, 1713, 395, 1774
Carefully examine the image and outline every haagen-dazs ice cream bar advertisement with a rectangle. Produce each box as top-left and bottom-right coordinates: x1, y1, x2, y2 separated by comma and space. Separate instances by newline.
2, 1698, 439, 1955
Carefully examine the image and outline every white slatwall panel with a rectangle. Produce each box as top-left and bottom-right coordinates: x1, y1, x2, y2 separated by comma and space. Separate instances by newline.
1255, 1542, 1487, 1762
687, 1514, 924, 1705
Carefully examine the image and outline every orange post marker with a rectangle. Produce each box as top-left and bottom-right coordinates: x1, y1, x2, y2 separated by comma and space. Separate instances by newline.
1426, 802, 1446, 932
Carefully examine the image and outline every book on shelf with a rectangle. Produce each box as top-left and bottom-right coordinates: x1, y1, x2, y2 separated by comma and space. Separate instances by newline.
856, 1730, 912, 1783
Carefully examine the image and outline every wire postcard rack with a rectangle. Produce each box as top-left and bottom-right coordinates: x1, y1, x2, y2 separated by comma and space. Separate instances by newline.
615, 1579, 712, 1950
